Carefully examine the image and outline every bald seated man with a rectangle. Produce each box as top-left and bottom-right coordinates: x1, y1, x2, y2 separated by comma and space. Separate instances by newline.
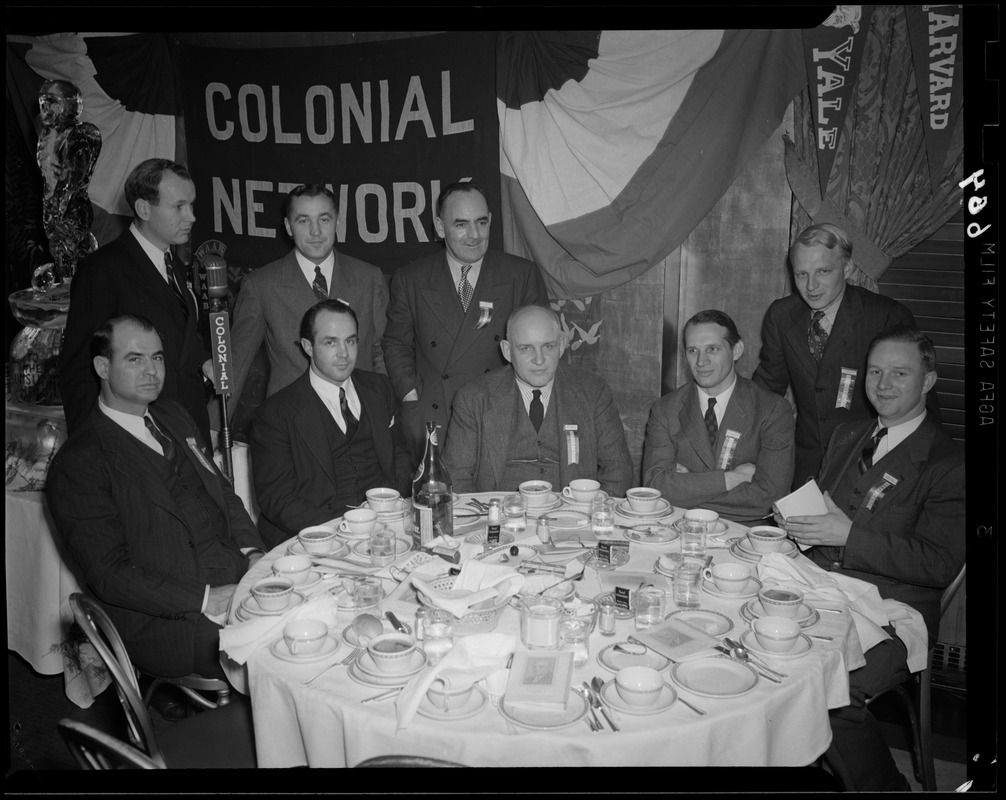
443, 305, 632, 496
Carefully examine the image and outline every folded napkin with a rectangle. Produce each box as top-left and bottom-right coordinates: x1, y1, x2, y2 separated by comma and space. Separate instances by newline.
396, 632, 516, 729
411, 561, 524, 618
219, 594, 339, 665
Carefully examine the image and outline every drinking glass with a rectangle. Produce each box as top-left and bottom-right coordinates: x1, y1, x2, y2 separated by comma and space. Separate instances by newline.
559, 618, 590, 666
352, 576, 382, 618
672, 560, 703, 609
422, 609, 454, 665
634, 585, 666, 630
680, 519, 708, 559
591, 496, 615, 533
369, 530, 396, 567
502, 493, 527, 532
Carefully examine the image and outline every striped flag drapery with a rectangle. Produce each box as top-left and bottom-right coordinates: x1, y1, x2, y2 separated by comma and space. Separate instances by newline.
497, 30, 807, 299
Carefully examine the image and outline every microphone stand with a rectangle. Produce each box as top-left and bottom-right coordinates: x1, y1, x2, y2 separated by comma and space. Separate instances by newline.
208, 294, 234, 483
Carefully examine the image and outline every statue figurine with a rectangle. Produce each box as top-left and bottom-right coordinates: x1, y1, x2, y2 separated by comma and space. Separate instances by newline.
36, 79, 101, 285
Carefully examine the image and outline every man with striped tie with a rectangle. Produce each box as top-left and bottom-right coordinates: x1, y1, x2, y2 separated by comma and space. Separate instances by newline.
779, 325, 964, 791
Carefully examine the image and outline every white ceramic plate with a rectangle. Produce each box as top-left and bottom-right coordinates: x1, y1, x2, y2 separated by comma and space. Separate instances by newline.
596, 642, 671, 672
541, 509, 591, 530
524, 494, 563, 517
671, 518, 729, 536
498, 688, 589, 731
286, 538, 350, 560
360, 498, 407, 518
238, 591, 307, 618
559, 491, 608, 513
615, 498, 673, 519
269, 633, 341, 664
351, 537, 411, 560
708, 528, 747, 546
465, 530, 515, 546
334, 522, 390, 542
600, 678, 677, 716
735, 536, 798, 558
669, 656, 759, 698
740, 598, 820, 628
577, 546, 630, 570
665, 608, 734, 637
729, 540, 799, 563
352, 649, 427, 683
340, 620, 395, 648
740, 629, 813, 660
701, 576, 762, 600
624, 525, 680, 545
417, 684, 489, 721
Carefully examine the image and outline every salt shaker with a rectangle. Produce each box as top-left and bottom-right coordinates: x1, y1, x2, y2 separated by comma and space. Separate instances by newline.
536, 517, 552, 546
487, 498, 503, 545
598, 595, 617, 636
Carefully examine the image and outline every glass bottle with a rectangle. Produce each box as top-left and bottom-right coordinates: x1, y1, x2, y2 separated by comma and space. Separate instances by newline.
411, 421, 454, 549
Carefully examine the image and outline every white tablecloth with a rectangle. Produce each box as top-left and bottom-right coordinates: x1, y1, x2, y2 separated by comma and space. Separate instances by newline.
225, 496, 857, 768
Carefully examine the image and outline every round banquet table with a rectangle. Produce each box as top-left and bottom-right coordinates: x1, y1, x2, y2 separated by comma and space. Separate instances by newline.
225, 494, 861, 769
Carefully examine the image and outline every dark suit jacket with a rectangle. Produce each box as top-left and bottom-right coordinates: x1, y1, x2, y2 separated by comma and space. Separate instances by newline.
382, 249, 549, 454
752, 284, 920, 487
442, 365, 633, 496
59, 229, 212, 441
227, 249, 389, 416
642, 376, 795, 522
250, 369, 412, 548
45, 401, 262, 676
808, 415, 965, 642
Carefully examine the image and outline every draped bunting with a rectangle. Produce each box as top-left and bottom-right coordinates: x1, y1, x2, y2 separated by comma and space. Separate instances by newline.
497, 30, 806, 299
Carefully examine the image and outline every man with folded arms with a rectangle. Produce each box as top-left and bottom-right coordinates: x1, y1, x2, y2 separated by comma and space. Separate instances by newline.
779, 325, 964, 791
47, 314, 263, 681
251, 299, 412, 548
443, 305, 632, 496
642, 309, 795, 524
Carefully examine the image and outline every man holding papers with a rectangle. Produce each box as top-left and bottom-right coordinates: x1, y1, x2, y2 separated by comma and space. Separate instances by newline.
778, 325, 964, 791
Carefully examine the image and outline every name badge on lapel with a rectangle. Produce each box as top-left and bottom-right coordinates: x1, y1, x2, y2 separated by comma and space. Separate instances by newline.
185, 437, 216, 473
865, 472, 899, 511
836, 368, 857, 410
564, 424, 580, 465
475, 301, 494, 329
717, 429, 742, 470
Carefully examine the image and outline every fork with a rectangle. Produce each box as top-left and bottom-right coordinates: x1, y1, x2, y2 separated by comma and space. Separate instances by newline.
575, 686, 601, 732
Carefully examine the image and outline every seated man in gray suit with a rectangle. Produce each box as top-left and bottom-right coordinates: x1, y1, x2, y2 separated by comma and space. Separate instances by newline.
642, 310, 795, 523
227, 183, 388, 420
443, 305, 632, 497
251, 299, 412, 548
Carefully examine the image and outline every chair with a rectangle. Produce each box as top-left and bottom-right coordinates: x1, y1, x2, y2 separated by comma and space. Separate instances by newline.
355, 755, 467, 767
68, 592, 257, 768
57, 719, 162, 770
141, 671, 231, 712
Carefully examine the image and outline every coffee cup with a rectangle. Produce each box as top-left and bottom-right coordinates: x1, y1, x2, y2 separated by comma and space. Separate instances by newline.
519, 480, 553, 508
367, 632, 417, 674
297, 525, 338, 556
283, 617, 329, 656
426, 677, 474, 712
752, 615, 801, 653
683, 507, 719, 529
251, 577, 295, 612
758, 585, 805, 619
562, 478, 601, 504
702, 561, 752, 594
273, 554, 313, 586
747, 525, 788, 553
614, 666, 663, 707
625, 487, 661, 513
339, 508, 378, 536
365, 487, 401, 513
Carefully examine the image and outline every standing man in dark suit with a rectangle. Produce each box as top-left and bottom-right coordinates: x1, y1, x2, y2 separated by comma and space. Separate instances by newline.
251, 300, 412, 548
383, 181, 549, 460
752, 223, 925, 488
779, 326, 964, 791
47, 315, 263, 680
60, 159, 214, 443
642, 310, 794, 523
226, 184, 388, 419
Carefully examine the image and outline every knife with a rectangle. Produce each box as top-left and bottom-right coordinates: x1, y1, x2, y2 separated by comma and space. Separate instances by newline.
385, 611, 407, 633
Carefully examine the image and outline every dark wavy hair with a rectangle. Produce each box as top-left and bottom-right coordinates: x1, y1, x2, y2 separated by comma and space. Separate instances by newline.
90, 314, 159, 361
124, 159, 192, 216
435, 181, 488, 218
299, 299, 359, 343
282, 184, 338, 220
868, 325, 937, 373
683, 309, 742, 349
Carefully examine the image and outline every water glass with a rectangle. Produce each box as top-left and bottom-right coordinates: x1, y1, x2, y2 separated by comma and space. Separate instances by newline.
369, 530, 396, 567
559, 618, 590, 666
591, 496, 615, 533
352, 576, 382, 618
634, 585, 666, 630
672, 560, 703, 609
680, 518, 708, 559
502, 493, 527, 532
422, 609, 454, 665
598, 596, 618, 636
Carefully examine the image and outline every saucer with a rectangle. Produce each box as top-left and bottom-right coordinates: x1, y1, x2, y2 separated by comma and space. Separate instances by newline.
597, 641, 671, 672
355, 649, 427, 682
701, 576, 762, 600
269, 633, 340, 664
525, 494, 563, 517
671, 518, 729, 536
340, 620, 394, 648
417, 684, 488, 721
735, 536, 799, 558
361, 498, 406, 520
289, 570, 324, 591
348, 657, 423, 688
336, 522, 389, 542
665, 608, 733, 637
577, 545, 630, 570
624, 524, 680, 545
669, 656, 758, 698
499, 689, 589, 731
615, 498, 673, 519
465, 529, 515, 546
740, 629, 813, 660
287, 538, 350, 560
559, 490, 608, 513
600, 678, 677, 716
729, 539, 799, 563
351, 536, 410, 560
541, 509, 591, 530
238, 591, 307, 618
740, 598, 821, 628
708, 528, 747, 546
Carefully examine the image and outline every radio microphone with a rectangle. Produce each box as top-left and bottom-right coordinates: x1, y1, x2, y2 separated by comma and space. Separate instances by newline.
203, 253, 229, 301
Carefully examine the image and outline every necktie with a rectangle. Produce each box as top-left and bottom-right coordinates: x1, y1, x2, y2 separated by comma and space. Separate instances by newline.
164, 251, 187, 310
529, 389, 544, 432
312, 266, 329, 301
458, 264, 474, 312
144, 415, 175, 462
704, 397, 718, 448
808, 310, 828, 362
858, 427, 888, 474
339, 386, 358, 439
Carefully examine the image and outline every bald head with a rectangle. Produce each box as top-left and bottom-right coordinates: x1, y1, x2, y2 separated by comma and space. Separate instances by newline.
501, 305, 565, 387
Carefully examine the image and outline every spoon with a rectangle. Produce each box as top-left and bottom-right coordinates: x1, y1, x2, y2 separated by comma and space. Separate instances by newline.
723, 637, 788, 678
352, 613, 384, 645
590, 676, 619, 732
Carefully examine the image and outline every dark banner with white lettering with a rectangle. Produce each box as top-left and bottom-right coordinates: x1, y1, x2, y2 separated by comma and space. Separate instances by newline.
178, 32, 499, 287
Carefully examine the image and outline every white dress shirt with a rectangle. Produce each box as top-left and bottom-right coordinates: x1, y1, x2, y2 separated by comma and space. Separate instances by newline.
446, 252, 484, 294
515, 375, 554, 420
696, 372, 738, 428
295, 249, 335, 294
309, 368, 362, 434
870, 410, 927, 465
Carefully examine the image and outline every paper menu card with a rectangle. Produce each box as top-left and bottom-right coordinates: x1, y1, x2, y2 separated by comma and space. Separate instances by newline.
503, 650, 574, 711
773, 479, 829, 551
630, 616, 720, 662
